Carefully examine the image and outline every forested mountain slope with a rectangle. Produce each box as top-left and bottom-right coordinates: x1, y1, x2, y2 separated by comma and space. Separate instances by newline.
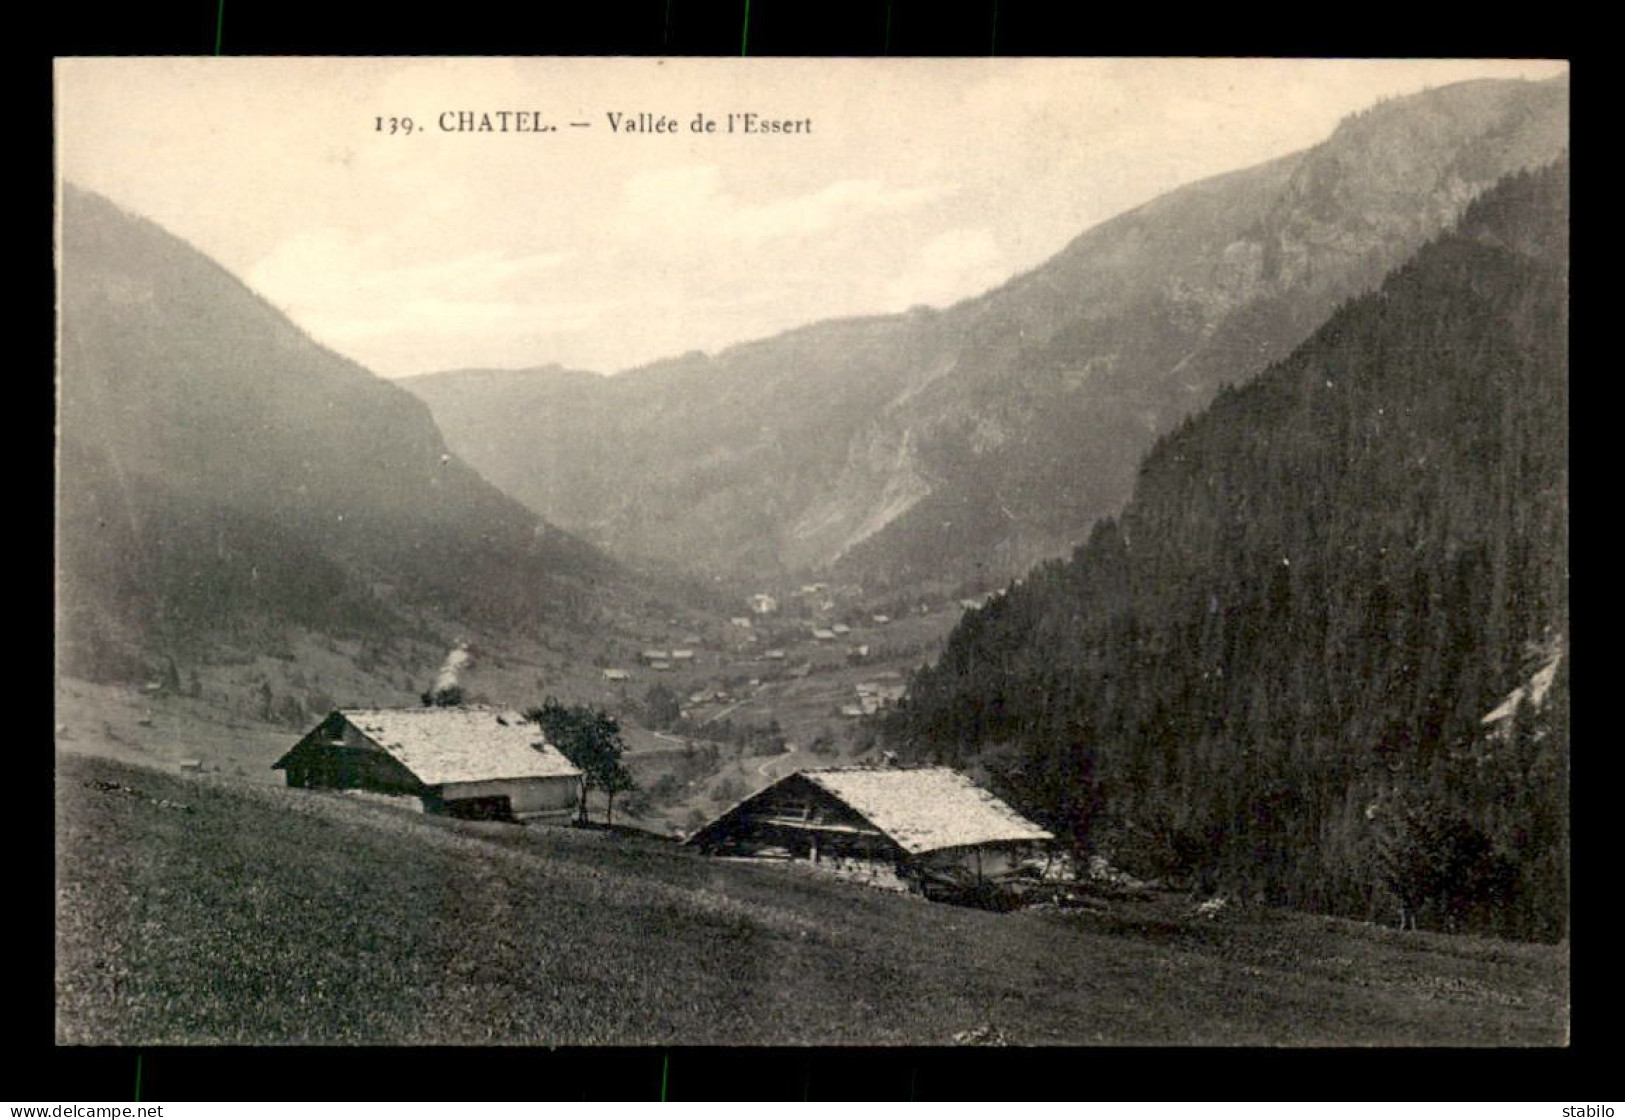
885, 159, 1570, 940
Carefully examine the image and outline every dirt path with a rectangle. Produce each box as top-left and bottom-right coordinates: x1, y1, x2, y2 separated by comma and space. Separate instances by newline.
702, 698, 751, 725
756, 742, 802, 779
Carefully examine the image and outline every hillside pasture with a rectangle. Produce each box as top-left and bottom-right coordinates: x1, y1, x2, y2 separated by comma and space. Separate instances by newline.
56, 751, 1567, 1046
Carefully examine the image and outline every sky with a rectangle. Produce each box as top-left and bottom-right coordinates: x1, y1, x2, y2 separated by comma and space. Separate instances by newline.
55, 57, 1568, 378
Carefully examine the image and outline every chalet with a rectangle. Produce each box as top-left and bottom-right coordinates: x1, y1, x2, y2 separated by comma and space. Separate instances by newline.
670, 649, 696, 663
811, 628, 837, 641
685, 766, 1053, 897
750, 594, 779, 615
272, 707, 580, 822
640, 649, 670, 663
602, 668, 631, 682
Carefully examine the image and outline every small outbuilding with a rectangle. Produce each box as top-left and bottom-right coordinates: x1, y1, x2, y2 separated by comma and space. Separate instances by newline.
685, 766, 1053, 897
273, 707, 581, 822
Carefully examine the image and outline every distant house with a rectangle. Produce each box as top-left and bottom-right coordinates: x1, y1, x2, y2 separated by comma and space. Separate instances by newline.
730, 617, 753, 629
670, 649, 696, 662
871, 614, 890, 625
811, 628, 837, 641
273, 707, 580, 822
602, 668, 631, 682
858, 682, 906, 705
750, 594, 779, 615
762, 649, 787, 661
640, 649, 670, 663
831, 623, 851, 635
685, 766, 1053, 897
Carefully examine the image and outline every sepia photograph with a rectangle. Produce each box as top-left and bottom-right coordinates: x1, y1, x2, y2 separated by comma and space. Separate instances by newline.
53, 56, 1569, 1048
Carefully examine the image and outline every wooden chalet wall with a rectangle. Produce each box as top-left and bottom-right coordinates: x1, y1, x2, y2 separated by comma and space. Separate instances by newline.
279, 712, 424, 797
910, 842, 1047, 889
428, 776, 578, 820
692, 773, 903, 866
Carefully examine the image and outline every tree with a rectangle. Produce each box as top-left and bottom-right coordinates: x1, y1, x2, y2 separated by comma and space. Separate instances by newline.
160, 656, 182, 694
1374, 795, 1512, 932
643, 682, 681, 730
526, 699, 636, 826
421, 684, 465, 707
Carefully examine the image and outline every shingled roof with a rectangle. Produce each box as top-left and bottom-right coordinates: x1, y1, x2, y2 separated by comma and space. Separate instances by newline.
329, 707, 579, 786
800, 766, 1052, 854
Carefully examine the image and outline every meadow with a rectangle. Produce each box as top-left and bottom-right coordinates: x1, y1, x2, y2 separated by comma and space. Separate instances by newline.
56, 752, 1568, 1046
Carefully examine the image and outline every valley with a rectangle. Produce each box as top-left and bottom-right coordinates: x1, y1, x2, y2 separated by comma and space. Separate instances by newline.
404, 74, 1569, 592
55, 577, 982, 838
52, 60, 1571, 1051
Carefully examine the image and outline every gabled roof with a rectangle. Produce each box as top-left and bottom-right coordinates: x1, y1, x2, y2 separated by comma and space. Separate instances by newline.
690, 765, 1052, 855
801, 767, 1052, 854
280, 707, 580, 786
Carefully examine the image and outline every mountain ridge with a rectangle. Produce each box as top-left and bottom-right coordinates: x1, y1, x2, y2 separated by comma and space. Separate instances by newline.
405, 73, 1567, 589
57, 184, 627, 683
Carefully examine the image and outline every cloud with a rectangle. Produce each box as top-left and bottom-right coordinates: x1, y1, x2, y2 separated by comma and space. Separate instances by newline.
884, 227, 1004, 311
244, 228, 603, 368
250, 230, 570, 304
622, 165, 952, 243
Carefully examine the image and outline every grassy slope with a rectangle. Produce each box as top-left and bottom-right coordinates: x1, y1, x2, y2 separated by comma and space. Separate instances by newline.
57, 752, 1566, 1046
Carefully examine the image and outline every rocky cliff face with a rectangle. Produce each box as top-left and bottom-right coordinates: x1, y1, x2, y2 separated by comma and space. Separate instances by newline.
406, 74, 1568, 590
